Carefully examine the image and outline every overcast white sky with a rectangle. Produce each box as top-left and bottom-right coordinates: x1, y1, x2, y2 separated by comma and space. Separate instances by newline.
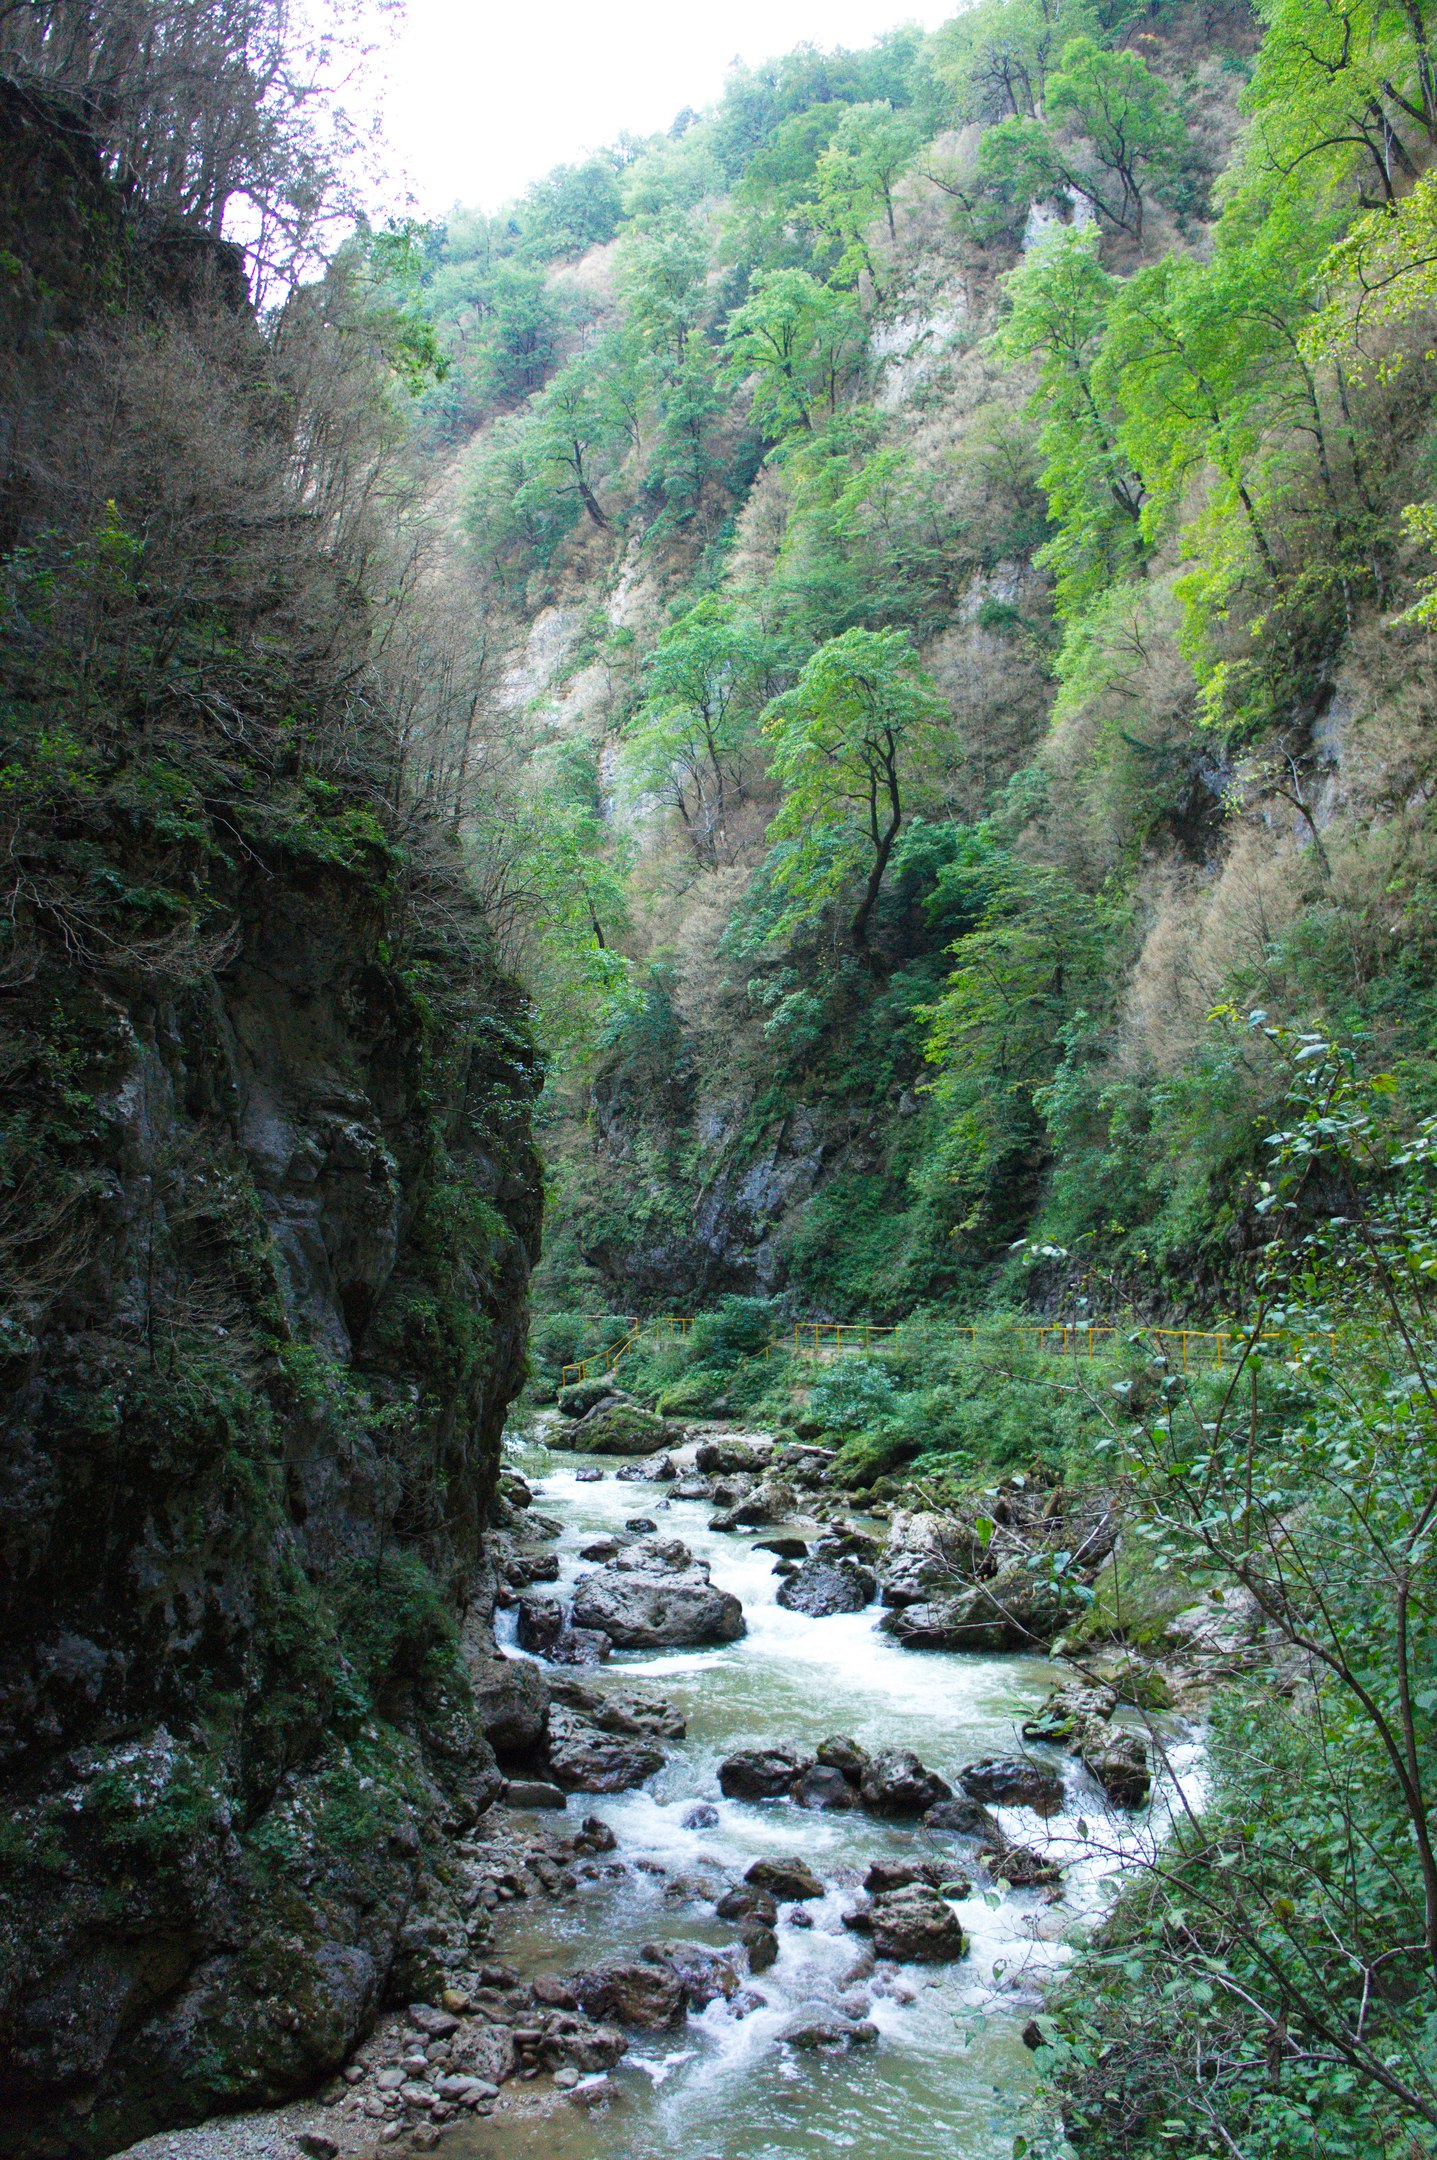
377, 0, 957, 216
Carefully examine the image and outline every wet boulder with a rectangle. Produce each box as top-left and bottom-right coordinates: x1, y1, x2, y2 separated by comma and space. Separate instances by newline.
791, 1764, 856, 1810
877, 1511, 984, 1608
718, 1746, 811, 1799
983, 1843, 1062, 1887
958, 1757, 1064, 1813
816, 1735, 871, 1783
1021, 1683, 1117, 1744
514, 1594, 611, 1667
781, 2012, 878, 2050
924, 1796, 1004, 1844
1079, 1728, 1151, 1809
695, 1437, 773, 1474
537, 2016, 627, 2075
571, 1540, 745, 1649
682, 1802, 719, 1830
571, 1403, 679, 1457
858, 1748, 953, 1817
775, 1558, 876, 1617
866, 1884, 967, 1963
863, 1860, 948, 1894
881, 1565, 1079, 1652
548, 1675, 686, 1739
648, 1941, 744, 2011
714, 1885, 778, 1926
462, 1647, 549, 1755
557, 1378, 632, 1418
570, 1959, 686, 2029
745, 1855, 823, 1901
742, 1922, 779, 1973
755, 1537, 809, 1560
545, 1705, 665, 1794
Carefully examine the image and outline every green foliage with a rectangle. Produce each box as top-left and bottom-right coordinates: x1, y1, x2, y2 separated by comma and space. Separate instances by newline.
763, 626, 953, 950
724, 269, 868, 437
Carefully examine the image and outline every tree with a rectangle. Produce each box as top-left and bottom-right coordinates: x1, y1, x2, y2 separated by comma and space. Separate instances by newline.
623, 599, 771, 863
528, 355, 624, 531
1045, 37, 1185, 239
762, 626, 952, 953
997, 228, 1147, 619
724, 269, 866, 438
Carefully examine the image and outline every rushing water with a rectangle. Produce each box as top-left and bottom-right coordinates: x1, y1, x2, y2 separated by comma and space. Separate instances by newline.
451, 1437, 1200, 2160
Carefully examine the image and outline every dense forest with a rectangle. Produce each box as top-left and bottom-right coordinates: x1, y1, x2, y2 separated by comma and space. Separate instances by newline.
3, 0, 1437, 2155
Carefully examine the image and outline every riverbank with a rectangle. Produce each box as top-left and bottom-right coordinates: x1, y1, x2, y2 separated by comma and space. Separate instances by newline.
116, 1416, 1244, 2160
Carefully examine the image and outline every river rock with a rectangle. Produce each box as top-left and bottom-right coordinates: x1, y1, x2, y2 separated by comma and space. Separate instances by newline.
462, 1648, 549, 1754
863, 1860, 947, 1894
571, 1403, 679, 1456
958, 1757, 1064, 1812
745, 1855, 823, 1900
816, 1735, 871, 1782
650, 1941, 743, 2010
537, 2015, 627, 2074
579, 1535, 625, 1561
742, 1922, 779, 1972
791, 1764, 856, 1810
545, 1705, 665, 1793
503, 1778, 568, 1809
548, 1675, 686, 1739
671, 1475, 711, 1500
781, 2013, 878, 2050
558, 1379, 633, 1418
574, 1466, 604, 1482
571, 1541, 746, 1649
1080, 1728, 1151, 1808
775, 1558, 876, 1616
1021, 1683, 1117, 1743
858, 1748, 953, 1817
695, 1437, 772, 1473
570, 1959, 686, 2028
924, 1796, 1004, 1843
755, 1537, 809, 1559
714, 1885, 778, 1925
866, 1884, 967, 1963
881, 1565, 1079, 1652
682, 1802, 720, 1829
877, 1511, 983, 1607
718, 1746, 811, 1798
984, 1843, 1062, 1887
514, 1594, 611, 1667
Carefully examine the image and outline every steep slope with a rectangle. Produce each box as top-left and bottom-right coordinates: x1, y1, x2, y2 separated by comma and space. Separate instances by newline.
0, 86, 541, 2158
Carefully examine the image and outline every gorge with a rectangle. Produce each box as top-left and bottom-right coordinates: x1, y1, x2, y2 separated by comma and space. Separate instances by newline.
3, 0, 1437, 2156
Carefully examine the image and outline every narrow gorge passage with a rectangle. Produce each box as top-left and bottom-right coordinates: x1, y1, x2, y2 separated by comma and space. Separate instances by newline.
457, 1430, 1201, 2160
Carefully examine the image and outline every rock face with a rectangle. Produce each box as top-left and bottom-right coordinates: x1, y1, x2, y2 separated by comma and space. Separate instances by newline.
775, 1558, 877, 1616
0, 87, 545, 2160
570, 1540, 745, 1649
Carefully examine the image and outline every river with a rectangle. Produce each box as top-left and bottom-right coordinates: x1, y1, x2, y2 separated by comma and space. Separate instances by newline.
448, 1433, 1202, 2160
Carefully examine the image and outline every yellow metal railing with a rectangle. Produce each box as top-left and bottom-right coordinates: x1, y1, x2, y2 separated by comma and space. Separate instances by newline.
559, 1312, 1336, 1387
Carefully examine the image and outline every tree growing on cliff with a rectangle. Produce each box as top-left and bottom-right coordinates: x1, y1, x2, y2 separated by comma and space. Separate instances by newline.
624, 598, 772, 865
761, 625, 952, 954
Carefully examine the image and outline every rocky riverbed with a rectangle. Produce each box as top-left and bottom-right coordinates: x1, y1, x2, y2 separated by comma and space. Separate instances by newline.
120, 1418, 1243, 2160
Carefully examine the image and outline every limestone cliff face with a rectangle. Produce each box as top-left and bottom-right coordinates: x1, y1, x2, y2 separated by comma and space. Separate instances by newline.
0, 85, 541, 2160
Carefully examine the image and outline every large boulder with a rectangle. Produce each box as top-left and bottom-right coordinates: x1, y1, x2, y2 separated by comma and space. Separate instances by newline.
858, 1749, 953, 1817
695, 1437, 773, 1474
1079, 1728, 1151, 1808
463, 1649, 549, 1755
514, 1594, 611, 1667
775, 1558, 876, 1617
881, 1563, 1079, 1652
791, 1764, 856, 1810
744, 1855, 824, 1901
571, 1566, 745, 1650
1021, 1683, 1117, 1744
925, 1796, 1004, 1843
958, 1756, 1065, 1813
556, 1378, 632, 1418
548, 1675, 686, 1739
816, 1736, 871, 1782
717, 1746, 811, 1799
866, 1884, 967, 1963
648, 1941, 744, 2011
537, 2016, 627, 2074
877, 1511, 985, 1608
571, 1403, 679, 1456
571, 1959, 686, 2029
545, 1705, 665, 1794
